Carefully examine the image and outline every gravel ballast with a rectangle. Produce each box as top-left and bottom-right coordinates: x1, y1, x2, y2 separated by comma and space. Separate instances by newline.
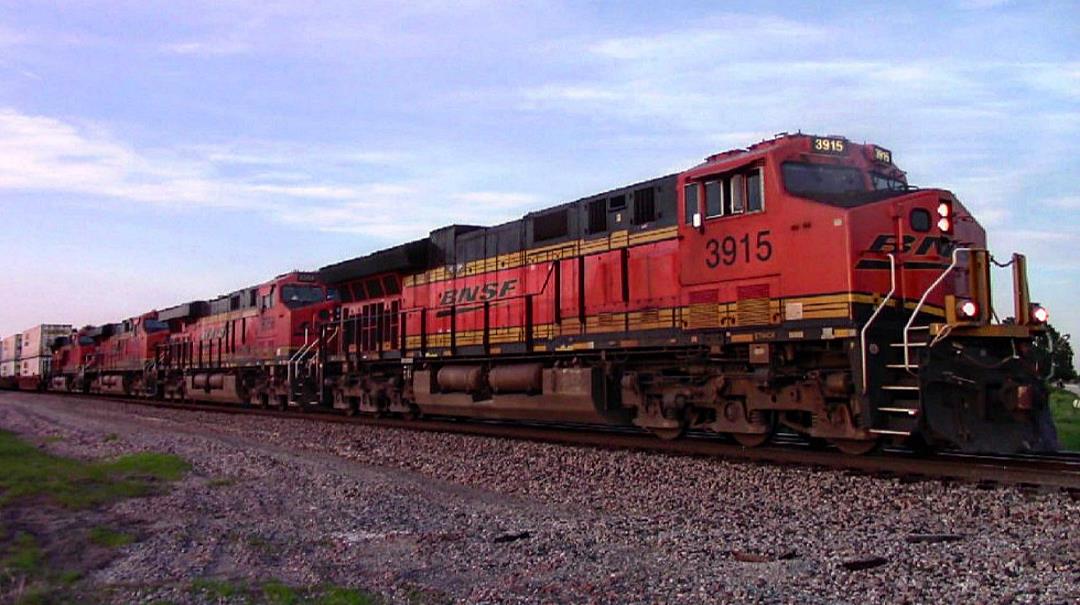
0, 391, 1076, 604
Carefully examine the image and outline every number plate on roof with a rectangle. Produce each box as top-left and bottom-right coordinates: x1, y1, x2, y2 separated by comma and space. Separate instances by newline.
811, 137, 847, 155
872, 145, 893, 164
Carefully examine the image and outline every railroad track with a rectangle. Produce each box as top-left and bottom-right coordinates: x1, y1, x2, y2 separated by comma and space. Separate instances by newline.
9, 390, 1080, 492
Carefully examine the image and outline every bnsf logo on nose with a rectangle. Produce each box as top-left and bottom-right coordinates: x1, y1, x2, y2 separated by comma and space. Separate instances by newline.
439, 279, 518, 305
870, 234, 954, 256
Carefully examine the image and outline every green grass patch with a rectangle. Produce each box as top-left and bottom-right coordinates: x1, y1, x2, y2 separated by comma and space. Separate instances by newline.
187, 579, 381, 605
0, 430, 189, 509
2, 532, 44, 573
262, 579, 299, 605
1050, 388, 1080, 450
190, 578, 245, 599
88, 526, 134, 548
315, 586, 380, 605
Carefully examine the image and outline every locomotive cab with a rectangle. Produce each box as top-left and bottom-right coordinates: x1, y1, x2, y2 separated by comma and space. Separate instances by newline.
673, 133, 1056, 453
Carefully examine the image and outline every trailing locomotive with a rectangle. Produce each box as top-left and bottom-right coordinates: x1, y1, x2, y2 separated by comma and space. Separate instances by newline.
28, 133, 1057, 454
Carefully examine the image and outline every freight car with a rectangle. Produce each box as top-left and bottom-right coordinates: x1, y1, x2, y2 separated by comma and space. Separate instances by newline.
32, 133, 1058, 455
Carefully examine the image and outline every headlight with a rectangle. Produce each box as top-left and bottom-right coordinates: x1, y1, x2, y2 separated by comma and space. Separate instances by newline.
1030, 304, 1049, 324
957, 299, 979, 319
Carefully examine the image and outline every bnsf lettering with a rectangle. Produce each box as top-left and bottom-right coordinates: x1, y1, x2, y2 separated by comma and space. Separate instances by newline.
439, 279, 518, 305
869, 234, 953, 256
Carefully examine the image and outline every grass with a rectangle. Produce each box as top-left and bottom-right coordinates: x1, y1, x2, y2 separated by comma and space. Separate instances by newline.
1050, 387, 1080, 450
0, 430, 190, 604
315, 586, 379, 605
2, 532, 44, 573
262, 580, 299, 605
0, 430, 190, 509
190, 578, 245, 599
187, 579, 381, 605
88, 526, 135, 548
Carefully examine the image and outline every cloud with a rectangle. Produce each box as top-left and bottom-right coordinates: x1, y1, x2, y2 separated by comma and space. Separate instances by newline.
0, 108, 242, 207
162, 39, 252, 56
0, 107, 539, 239
1047, 196, 1080, 209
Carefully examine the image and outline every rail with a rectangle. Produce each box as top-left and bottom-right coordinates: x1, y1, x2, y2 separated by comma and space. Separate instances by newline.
903, 247, 972, 373
13, 390, 1080, 490
859, 253, 895, 394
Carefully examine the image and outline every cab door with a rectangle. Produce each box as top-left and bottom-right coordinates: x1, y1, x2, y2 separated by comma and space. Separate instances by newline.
677, 163, 781, 327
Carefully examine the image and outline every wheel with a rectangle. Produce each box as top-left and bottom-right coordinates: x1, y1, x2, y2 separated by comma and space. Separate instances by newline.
732, 432, 771, 448
831, 438, 880, 456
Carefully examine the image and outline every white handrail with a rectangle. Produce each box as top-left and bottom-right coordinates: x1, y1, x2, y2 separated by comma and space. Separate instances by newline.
287, 327, 310, 399
902, 247, 972, 373
859, 253, 896, 394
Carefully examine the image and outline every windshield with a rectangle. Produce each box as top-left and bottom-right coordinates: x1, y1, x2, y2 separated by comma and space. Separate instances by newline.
782, 161, 911, 207
281, 285, 326, 309
143, 319, 169, 333
871, 172, 907, 191
783, 162, 866, 195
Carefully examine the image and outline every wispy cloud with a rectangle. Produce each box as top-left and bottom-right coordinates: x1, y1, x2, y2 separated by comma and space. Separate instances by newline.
162, 39, 252, 57
0, 107, 537, 239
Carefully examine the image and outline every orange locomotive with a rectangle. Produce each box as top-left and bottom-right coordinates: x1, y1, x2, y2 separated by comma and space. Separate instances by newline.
48, 272, 337, 406
318, 133, 1057, 453
42, 133, 1056, 454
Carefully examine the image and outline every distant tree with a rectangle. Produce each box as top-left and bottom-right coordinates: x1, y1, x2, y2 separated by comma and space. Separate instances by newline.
1039, 324, 1076, 382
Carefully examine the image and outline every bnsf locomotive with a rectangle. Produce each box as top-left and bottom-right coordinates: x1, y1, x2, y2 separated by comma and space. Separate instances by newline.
34, 133, 1057, 454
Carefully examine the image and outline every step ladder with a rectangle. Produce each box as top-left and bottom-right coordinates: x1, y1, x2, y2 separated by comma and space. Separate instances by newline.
286, 325, 339, 407
860, 247, 972, 438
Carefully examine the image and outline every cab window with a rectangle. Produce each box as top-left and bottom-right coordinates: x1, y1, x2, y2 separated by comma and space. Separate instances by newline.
746, 169, 763, 212
281, 285, 325, 309
685, 166, 764, 224
683, 183, 699, 225
704, 180, 723, 217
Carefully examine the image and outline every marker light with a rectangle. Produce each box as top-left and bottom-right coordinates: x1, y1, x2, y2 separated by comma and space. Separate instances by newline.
958, 299, 979, 319
937, 217, 951, 231
1031, 304, 1049, 324
937, 202, 951, 217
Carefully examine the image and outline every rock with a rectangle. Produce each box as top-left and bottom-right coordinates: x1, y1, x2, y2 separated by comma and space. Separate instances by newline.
841, 556, 889, 571
493, 530, 532, 544
905, 533, 965, 544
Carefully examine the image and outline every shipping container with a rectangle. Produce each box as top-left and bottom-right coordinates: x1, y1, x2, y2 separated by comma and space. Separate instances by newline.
18, 355, 52, 378
1, 334, 21, 363
19, 324, 72, 359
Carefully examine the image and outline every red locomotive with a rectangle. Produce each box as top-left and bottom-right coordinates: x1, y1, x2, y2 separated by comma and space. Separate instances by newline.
37, 133, 1057, 454
49, 326, 100, 392
318, 133, 1056, 454
153, 271, 337, 406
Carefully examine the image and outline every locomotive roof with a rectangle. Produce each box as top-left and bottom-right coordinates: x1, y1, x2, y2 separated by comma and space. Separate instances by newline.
320, 172, 679, 283
319, 238, 431, 284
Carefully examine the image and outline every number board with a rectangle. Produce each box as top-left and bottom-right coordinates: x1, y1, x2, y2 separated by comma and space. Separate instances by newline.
811, 137, 847, 155
872, 145, 893, 164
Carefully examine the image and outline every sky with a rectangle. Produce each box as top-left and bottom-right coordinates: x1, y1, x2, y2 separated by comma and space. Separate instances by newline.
0, 0, 1077, 365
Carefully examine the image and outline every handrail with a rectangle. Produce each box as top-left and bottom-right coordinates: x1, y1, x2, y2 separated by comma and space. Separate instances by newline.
859, 253, 895, 394
287, 327, 311, 399
902, 247, 972, 373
